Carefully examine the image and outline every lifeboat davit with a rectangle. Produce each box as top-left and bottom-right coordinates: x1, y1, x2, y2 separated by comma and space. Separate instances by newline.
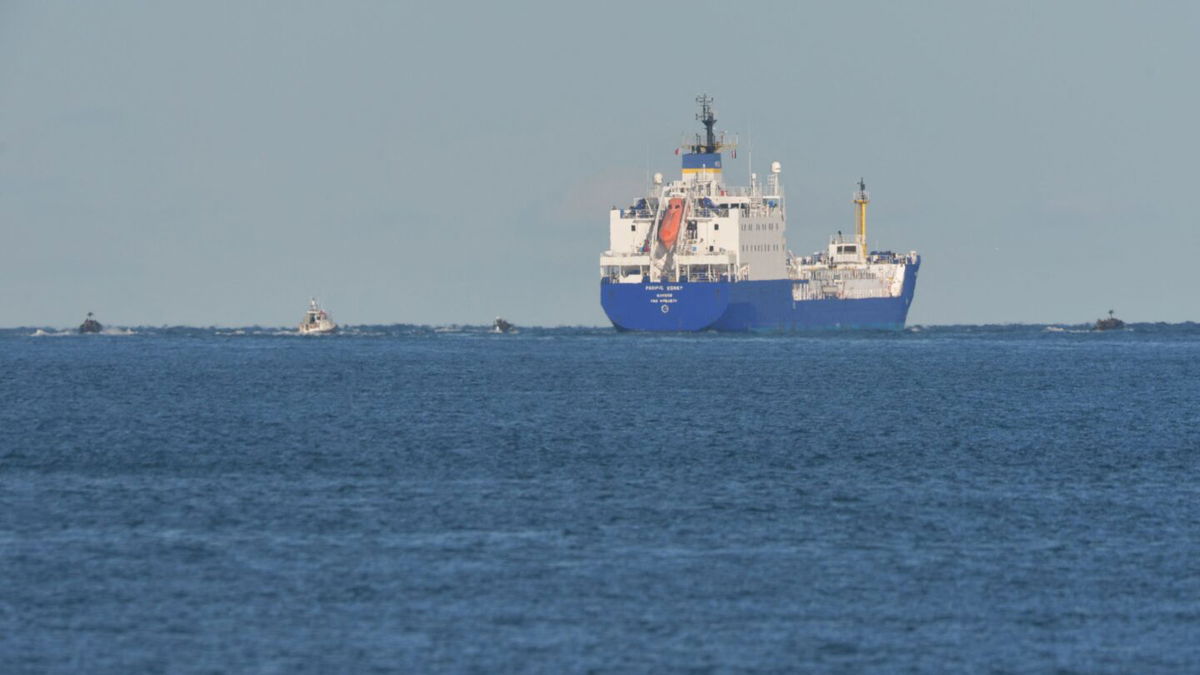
657, 198, 686, 249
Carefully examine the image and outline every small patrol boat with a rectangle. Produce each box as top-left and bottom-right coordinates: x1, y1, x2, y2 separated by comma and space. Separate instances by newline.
78, 312, 103, 334
299, 298, 337, 335
1094, 310, 1125, 331
493, 317, 514, 333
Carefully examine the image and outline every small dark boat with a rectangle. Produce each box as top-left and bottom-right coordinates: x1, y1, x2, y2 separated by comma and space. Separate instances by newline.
493, 317, 514, 333
78, 312, 103, 334
1094, 310, 1125, 331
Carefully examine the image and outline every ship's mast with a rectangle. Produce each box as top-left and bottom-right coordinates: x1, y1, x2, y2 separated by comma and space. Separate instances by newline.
854, 178, 869, 262
693, 94, 717, 153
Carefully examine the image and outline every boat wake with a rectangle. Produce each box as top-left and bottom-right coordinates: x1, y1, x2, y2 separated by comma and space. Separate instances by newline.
29, 327, 136, 337
1043, 325, 1132, 334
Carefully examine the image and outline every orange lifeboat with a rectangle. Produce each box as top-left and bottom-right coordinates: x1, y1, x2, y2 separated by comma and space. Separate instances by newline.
657, 198, 686, 249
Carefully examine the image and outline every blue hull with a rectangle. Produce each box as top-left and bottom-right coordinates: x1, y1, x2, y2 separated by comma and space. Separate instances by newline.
601, 260, 920, 332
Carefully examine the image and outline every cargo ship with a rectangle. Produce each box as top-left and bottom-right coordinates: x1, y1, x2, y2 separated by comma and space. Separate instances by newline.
599, 95, 920, 331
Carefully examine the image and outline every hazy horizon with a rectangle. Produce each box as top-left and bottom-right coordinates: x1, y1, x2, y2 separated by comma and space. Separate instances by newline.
4, 1, 1198, 328
8, 319, 1197, 332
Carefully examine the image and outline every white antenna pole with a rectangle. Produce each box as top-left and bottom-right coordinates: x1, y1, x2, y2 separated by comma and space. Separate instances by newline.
748, 139, 753, 193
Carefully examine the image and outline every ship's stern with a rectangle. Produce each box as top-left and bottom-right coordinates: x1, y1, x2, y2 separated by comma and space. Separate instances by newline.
600, 279, 731, 332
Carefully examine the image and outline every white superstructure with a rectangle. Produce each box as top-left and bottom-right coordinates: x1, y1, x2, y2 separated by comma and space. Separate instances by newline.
601, 169, 788, 284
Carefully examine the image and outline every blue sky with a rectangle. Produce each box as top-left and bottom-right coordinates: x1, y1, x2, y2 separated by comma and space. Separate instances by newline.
2, 1, 1197, 326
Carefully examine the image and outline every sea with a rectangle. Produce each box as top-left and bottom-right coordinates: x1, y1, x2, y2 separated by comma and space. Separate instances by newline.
2, 323, 1198, 673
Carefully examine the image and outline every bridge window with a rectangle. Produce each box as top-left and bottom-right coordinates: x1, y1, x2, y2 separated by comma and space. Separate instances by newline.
630, 225, 636, 231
